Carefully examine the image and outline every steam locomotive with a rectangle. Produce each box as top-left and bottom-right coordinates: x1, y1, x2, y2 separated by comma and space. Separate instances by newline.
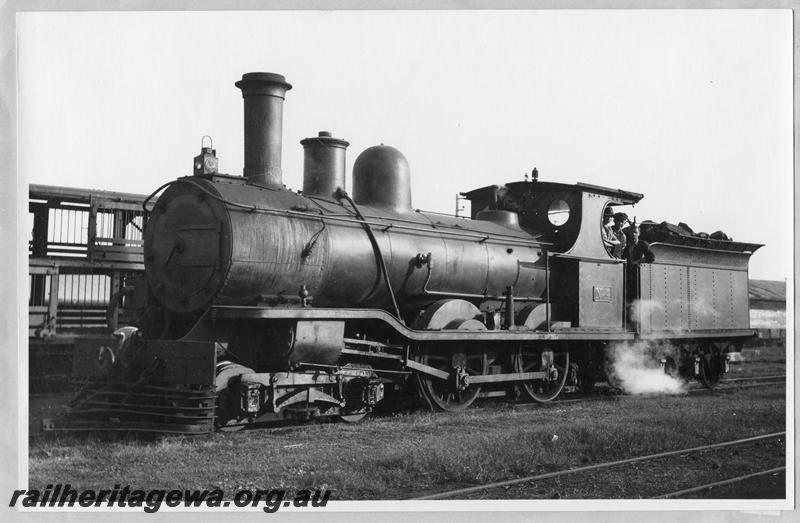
56, 72, 762, 434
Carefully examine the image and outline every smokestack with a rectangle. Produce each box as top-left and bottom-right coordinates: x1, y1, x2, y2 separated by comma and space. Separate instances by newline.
300, 131, 350, 198
235, 72, 292, 186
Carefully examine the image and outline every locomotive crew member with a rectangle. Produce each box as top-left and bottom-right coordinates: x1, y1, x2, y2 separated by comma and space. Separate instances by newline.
623, 224, 655, 266
602, 208, 622, 255
623, 224, 655, 302
610, 212, 628, 258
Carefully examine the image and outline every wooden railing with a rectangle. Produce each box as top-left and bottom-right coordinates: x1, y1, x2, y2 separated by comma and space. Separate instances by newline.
28, 184, 150, 338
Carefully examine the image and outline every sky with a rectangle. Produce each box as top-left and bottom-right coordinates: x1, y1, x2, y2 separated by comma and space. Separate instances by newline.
17, 9, 793, 281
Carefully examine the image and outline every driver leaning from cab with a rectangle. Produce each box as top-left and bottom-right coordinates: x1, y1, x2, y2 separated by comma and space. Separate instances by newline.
623, 224, 655, 266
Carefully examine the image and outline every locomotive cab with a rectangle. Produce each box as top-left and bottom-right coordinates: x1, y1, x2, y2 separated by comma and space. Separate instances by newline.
463, 180, 643, 330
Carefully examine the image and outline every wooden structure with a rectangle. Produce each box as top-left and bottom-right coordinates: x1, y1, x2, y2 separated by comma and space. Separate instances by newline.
28, 184, 148, 390
29, 184, 148, 337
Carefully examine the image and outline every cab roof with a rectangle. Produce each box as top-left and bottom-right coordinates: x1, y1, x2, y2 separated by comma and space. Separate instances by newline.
462, 180, 644, 205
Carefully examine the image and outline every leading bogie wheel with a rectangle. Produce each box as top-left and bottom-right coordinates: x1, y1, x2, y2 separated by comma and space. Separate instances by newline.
215, 360, 254, 431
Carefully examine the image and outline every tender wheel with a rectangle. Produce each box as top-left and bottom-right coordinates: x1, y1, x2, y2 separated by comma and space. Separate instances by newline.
694, 342, 730, 389
698, 360, 720, 389
417, 318, 487, 412
515, 347, 570, 403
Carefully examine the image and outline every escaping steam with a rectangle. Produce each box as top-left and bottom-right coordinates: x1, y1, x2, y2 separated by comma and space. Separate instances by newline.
628, 298, 664, 327
630, 297, 719, 334
606, 341, 686, 395
606, 297, 721, 394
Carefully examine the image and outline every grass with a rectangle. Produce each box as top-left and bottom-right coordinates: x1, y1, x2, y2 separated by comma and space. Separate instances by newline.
479, 423, 786, 499
27, 345, 787, 499
29, 386, 786, 499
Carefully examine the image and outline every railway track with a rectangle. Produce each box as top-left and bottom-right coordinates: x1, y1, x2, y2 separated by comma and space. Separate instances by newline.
721, 374, 785, 383
510, 373, 787, 408
654, 466, 786, 499
695, 374, 786, 393
30, 374, 786, 435
410, 432, 786, 500
29, 370, 786, 499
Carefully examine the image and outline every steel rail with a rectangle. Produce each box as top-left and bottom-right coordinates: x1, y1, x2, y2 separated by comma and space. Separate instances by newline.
720, 382, 787, 391
721, 375, 785, 383
686, 378, 787, 394
410, 432, 785, 500
45, 422, 213, 434
510, 378, 785, 408
653, 466, 786, 499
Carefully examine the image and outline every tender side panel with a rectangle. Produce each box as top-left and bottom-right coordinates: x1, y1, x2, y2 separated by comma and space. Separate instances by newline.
639, 264, 690, 332
638, 263, 750, 334
688, 267, 749, 330
636, 243, 754, 335
689, 267, 715, 329
730, 270, 751, 328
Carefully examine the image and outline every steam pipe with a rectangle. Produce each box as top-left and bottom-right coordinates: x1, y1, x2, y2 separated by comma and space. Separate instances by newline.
504, 286, 514, 329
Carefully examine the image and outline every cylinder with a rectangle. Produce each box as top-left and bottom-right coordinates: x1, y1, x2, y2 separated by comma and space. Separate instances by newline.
352, 145, 412, 213
300, 131, 350, 198
234, 72, 292, 186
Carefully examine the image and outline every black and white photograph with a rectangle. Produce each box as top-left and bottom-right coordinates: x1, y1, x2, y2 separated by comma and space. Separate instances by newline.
3, 2, 795, 519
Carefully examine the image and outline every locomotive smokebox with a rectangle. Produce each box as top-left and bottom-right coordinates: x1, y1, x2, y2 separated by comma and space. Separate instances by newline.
235, 72, 292, 186
300, 131, 350, 198
352, 145, 412, 213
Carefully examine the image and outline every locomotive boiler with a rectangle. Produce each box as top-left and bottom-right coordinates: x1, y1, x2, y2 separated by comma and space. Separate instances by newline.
57, 72, 763, 434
